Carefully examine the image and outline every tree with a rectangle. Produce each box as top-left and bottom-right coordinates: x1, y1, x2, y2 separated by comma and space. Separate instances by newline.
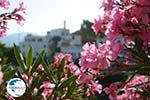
73, 20, 96, 44
0, 43, 16, 64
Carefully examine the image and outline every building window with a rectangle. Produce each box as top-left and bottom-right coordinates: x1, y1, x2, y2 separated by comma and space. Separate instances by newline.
36, 52, 39, 56
23, 52, 25, 56
38, 38, 43, 42
43, 45, 46, 48
25, 38, 30, 42
72, 36, 75, 39
32, 38, 35, 42
22, 44, 25, 48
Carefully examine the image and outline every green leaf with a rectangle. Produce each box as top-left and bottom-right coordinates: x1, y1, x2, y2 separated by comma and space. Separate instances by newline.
13, 43, 26, 71
0, 68, 18, 89
1, 64, 11, 72
41, 58, 50, 75
65, 79, 77, 97
57, 75, 76, 90
137, 66, 150, 76
29, 75, 42, 91
3, 68, 18, 81
41, 57, 55, 83
30, 50, 45, 75
26, 46, 33, 68
49, 82, 60, 99
57, 57, 65, 80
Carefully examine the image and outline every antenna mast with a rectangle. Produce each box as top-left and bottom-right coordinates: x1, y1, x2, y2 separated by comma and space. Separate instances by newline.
64, 20, 66, 29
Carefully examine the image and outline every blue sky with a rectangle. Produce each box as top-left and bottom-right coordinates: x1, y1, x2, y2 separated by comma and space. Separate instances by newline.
7, 0, 101, 35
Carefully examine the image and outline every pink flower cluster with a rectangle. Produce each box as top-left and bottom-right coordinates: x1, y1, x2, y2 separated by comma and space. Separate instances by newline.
86, 81, 102, 96
40, 82, 55, 99
54, 53, 103, 96
76, 71, 102, 96
104, 82, 121, 100
0, 1, 26, 36
104, 75, 149, 100
54, 53, 72, 68
0, 0, 10, 9
117, 75, 149, 100
73, 41, 122, 96
79, 41, 122, 72
93, 0, 150, 50
21, 73, 33, 85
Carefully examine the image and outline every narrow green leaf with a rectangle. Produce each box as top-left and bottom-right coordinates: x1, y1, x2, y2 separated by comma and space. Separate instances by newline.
0, 68, 18, 89
26, 46, 33, 68
1, 64, 11, 72
13, 43, 26, 71
57, 57, 65, 80
58, 76, 76, 90
50, 82, 60, 98
29, 75, 41, 91
30, 50, 45, 75
41, 58, 50, 75
3, 68, 18, 81
41, 57, 55, 83
137, 66, 150, 76
66, 80, 77, 97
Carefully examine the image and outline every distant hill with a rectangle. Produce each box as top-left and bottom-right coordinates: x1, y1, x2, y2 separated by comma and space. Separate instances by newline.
0, 32, 29, 47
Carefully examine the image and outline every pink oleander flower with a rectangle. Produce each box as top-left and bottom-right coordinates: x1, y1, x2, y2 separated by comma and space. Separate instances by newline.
92, 18, 104, 34
136, 0, 150, 5
54, 53, 72, 67
67, 63, 81, 76
37, 64, 45, 73
106, 7, 124, 41
18, 2, 26, 14
117, 75, 149, 100
8, 96, 13, 100
86, 81, 102, 96
21, 74, 33, 85
101, 0, 114, 10
12, 3, 26, 26
76, 72, 93, 85
80, 42, 122, 71
130, 17, 139, 24
140, 31, 150, 50
0, 25, 7, 37
0, 2, 25, 36
104, 82, 121, 100
0, 0, 10, 9
13, 14, 25, 26
79, 43, 101, 71
40, 82, 55, 98
98, 43, 112, 69
0, 67, 3, 84
93, 0, 150, 50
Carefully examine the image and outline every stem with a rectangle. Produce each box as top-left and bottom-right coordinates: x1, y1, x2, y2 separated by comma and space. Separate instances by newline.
119, 71, 137, 89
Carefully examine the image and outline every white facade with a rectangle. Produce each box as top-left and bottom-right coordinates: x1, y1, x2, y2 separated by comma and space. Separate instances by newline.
19, 34, 50, 58
19, 28, 82, 59
61, 45, 82, 58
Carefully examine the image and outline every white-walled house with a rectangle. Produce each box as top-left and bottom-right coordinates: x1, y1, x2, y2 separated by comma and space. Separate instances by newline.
19, 28, 82, 59
19, 34, 50, 58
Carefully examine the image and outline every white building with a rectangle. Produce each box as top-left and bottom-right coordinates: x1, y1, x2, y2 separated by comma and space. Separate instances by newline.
59, 33, 82, 58
19, 28, 82, 59
19, 34, 50, 58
